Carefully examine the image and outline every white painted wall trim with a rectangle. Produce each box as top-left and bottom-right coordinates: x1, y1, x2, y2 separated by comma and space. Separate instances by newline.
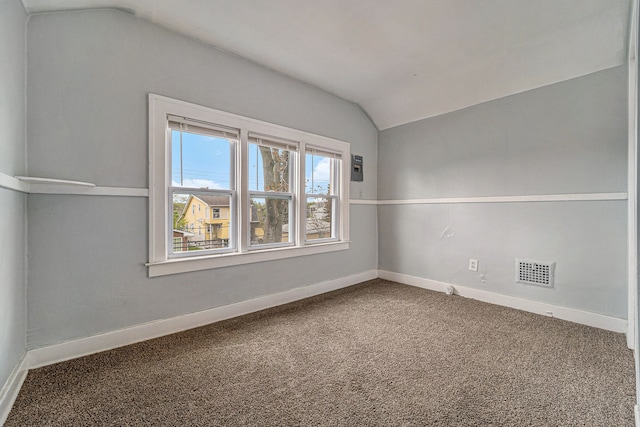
378, 270, 628, 334
629, 0, 640, 412
21, 268, 631, 368
349, 199, 378, 205
27, 269, 377, 369
0, 172, 29, 193
23, 190, 619, 202
1, 172, 623, 205
28, 184, 148, 197
0, 354, 29, 426
15, 175, 95, 187
0, 172, 148, 197
376, 192, 628, 205
635, 405, 639, 427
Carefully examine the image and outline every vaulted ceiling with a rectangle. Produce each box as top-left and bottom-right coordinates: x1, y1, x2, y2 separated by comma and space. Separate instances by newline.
22, 0, 632, 130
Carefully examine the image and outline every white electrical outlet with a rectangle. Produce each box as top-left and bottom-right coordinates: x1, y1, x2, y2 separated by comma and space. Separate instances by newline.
469, 259, 478, 272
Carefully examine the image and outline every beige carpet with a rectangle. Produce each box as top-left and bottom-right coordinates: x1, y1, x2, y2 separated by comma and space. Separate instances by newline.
6, 279, 636, 426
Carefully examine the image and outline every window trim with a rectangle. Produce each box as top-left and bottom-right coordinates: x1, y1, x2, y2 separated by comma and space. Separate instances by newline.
247, 138, 297, 250
304, 147, 341, 243
169, 114, 238, 257
148, 94, 350, 277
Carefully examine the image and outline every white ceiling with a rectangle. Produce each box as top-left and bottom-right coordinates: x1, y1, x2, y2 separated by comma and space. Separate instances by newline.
22, 0, 632, 130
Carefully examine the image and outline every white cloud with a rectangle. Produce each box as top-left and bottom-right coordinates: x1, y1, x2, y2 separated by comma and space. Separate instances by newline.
313, 157, 331, 182
172, 178, 223, 189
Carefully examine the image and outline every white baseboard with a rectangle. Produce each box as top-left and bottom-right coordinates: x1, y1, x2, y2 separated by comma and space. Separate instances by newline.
378, 270, 628, 334
636, 405, 639, 427
0, 354, 29, 426
25, 268, 628, 369
27, 270, 378, 369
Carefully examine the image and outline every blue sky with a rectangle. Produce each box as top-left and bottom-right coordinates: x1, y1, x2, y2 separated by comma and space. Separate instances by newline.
172, 130, 331, 193
172, 131, 230, 189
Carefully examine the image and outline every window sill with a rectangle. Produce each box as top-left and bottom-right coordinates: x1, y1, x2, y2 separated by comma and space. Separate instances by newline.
146, 241, 350, 277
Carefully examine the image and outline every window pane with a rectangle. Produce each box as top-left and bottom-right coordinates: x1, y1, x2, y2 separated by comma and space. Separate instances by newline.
249, 143, 292, 192
249, 196, 292, 245
306, 197, 333, 240
172, 192, 232, 253
172, 130, 232, 190
305, 153, 334, 195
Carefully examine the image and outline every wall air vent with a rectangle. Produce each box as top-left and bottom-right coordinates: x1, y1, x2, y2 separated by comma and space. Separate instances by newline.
516, 259, 555, 288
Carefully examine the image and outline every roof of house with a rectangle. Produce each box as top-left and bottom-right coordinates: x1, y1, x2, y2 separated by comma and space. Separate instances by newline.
192, 194, 230, 207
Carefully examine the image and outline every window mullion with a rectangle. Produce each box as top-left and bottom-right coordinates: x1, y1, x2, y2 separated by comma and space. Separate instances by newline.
334, 158, 341, 240
155, 124, 172, 262
238, 129, 249, 253
297, 142, 306, 246
339, 156, 349, 242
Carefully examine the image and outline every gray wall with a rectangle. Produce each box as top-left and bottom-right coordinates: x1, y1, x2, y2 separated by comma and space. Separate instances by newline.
0, 0, 27, 391
378, 66, 628, 318
19, 7, 628, 351
26, 9, 378, 348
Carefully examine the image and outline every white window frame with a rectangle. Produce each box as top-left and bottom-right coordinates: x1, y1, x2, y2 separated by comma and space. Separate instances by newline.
147, 94, 350, 277
247, 134, 297, 250
168, 117, 238, 258
304, 147, 342, 243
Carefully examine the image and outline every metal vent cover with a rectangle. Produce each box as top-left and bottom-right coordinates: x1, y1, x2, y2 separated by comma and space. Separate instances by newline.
516, 259, 555, 288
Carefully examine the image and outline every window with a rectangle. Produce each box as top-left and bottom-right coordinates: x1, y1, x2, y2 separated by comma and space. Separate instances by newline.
169, 115, 236, 255
305, 149, 340, 241
248, 134, 296, 248
148, 95, 350, 276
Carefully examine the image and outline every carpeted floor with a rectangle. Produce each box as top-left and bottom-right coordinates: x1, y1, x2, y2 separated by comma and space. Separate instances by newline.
6, 279, 636, 426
